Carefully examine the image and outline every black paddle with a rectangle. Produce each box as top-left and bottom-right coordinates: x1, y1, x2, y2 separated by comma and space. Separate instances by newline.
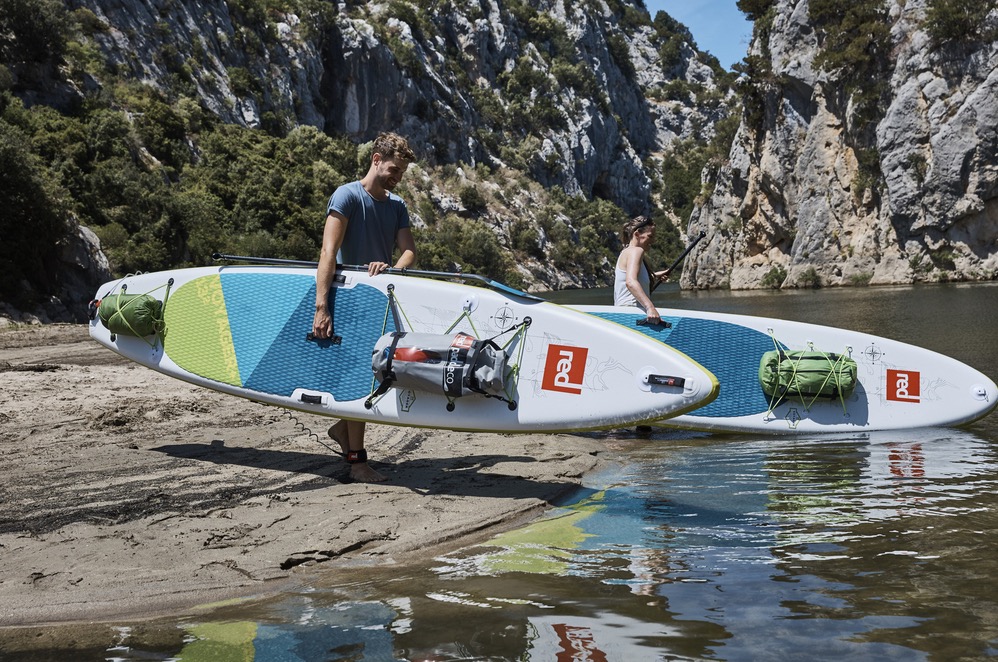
210, 253, 545, 301
636, 229, 707, 328
649, 230, 707, 293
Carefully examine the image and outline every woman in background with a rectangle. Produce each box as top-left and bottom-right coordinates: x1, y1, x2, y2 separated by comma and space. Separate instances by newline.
614, 216, 671, 323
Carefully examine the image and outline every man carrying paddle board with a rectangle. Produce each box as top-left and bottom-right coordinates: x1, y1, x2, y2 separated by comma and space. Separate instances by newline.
312, 132, 418, 483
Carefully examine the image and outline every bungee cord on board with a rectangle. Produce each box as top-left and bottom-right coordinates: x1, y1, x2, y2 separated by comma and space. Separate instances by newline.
761, 330, 857, 417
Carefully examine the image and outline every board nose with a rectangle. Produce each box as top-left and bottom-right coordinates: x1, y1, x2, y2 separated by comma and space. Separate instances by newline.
971, 377, 998, 409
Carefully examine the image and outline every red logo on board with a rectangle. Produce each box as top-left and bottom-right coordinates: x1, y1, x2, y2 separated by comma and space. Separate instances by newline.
552, 623, 605, 662
542, 344, 588, 394
886, 369, 920, 403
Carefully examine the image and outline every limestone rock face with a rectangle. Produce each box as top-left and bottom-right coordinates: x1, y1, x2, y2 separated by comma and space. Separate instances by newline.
684, 0, 998, 289
56, 224, 115, 323
72, 0, 327, 128
316, 2, 726, 213
66, 0, 725, 217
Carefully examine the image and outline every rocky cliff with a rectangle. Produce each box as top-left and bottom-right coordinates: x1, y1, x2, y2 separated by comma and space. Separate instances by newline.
0, 222, 112, 327
684, 0, 998, 289
67, 0, 727, 215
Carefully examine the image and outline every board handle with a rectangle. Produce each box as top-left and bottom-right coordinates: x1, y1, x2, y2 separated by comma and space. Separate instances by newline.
306, 332, 342, 345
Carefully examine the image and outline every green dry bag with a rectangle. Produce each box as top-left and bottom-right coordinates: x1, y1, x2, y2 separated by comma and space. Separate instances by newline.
759, 350, 858, 400
98, 293, 164, 338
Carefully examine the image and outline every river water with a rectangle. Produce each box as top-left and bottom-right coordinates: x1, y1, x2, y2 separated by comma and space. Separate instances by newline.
12, 283, 998, 661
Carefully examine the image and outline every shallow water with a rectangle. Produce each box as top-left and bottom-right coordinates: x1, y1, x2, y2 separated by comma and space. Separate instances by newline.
6, 282, 998, 661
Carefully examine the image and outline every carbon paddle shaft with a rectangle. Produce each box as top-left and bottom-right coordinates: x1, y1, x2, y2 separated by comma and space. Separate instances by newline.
210, 253, 544, 301
651, 230, 707, 292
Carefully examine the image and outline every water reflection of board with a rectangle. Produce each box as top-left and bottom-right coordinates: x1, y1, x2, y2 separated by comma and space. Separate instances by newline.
88, 266, 719, 433
525, 614, 669, 661
579, 305, 997, 434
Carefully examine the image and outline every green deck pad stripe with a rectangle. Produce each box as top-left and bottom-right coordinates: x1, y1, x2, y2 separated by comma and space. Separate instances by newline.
163, 275, 241, 387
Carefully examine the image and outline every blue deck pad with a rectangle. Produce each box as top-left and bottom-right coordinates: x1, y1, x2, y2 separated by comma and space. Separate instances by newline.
221, 272, 314, 385
222, 273, 394, 401
592, 313, 782, 418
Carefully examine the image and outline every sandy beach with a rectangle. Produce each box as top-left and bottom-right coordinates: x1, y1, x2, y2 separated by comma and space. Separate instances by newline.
0, 324, 606, 627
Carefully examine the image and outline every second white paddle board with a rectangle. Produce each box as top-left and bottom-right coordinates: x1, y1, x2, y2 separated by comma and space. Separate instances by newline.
579, 305, 997, 434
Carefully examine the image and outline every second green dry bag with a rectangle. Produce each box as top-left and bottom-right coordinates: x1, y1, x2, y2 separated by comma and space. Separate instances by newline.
759, 350, 858, 400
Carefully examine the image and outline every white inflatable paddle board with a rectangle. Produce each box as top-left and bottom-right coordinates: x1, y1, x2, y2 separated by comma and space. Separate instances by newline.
88, 266, 719, 433
579, 305, 997, 434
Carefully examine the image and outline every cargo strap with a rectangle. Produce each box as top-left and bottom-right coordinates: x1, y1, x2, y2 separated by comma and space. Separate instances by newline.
441, 307, 531, 410
363, 285, 412, 408
458, 318, 531, 411
764, 332, 853, 417
364, 330, 406, 409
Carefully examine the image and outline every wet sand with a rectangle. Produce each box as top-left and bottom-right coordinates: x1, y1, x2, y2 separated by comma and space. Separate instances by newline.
0, 324, 605, 627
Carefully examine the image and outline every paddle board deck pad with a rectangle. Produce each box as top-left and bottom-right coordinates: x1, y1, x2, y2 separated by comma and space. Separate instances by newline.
578, 305, 997, 434
88, 267, 719, 432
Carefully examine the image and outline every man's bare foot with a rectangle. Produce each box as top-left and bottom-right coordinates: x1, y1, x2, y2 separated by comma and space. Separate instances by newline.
327, 421, 349, 456
350, 462, 387, 483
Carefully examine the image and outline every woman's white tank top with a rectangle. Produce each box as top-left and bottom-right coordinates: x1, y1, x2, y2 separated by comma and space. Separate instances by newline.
613, 261, 650, 310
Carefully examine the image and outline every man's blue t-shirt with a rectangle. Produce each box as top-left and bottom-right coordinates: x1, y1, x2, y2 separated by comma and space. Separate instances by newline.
327, 181, 410, 265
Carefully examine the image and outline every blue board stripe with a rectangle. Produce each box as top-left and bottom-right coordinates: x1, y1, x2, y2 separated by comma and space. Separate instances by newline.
221, 272, 394, 401
221, 272, 315, 385
592, 312, 780, 418
244, 283, 395, 401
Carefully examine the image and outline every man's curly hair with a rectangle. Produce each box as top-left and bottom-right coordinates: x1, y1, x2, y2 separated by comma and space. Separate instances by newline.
372, 132, 415, 162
